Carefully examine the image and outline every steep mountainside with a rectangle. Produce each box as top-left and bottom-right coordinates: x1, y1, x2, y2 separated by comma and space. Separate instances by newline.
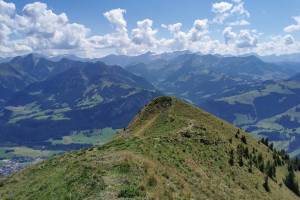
0, 97, 299, 199
125, 54, 296, 103
0, 61, 160, 147
8, 54, 73, 81
204, 76, 300, 156
0, 54, 78, 108
0, 64, 34, 108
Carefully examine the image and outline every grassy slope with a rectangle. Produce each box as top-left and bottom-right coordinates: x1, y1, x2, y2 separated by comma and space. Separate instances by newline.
0, 97, 299, 200
48, 128, 117, 146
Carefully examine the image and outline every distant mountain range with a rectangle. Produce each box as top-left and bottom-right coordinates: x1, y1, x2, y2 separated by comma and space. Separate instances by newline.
105, 52, 300, 157
261, 53, 300, 63
0, 54, 160, 149
1, 52, 300, 157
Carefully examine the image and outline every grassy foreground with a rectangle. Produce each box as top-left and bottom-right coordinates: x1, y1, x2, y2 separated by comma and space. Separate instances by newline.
0, 97, 299, 199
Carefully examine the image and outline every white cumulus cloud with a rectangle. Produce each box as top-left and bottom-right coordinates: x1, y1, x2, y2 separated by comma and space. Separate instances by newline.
212, 2, 233, 13
131, 19, 158, 47
0, 0, 299, 57
283, 34, 295, 45
284, 16, 300, 33
103, 8, 127, 33
212, 0, 250, 25
223, 27, 258, 49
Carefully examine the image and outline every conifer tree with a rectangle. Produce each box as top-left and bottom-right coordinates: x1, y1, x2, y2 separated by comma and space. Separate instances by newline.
269, 143, 274, 151
284, 165, 300, 196
248, 159, 253, 173
238, 154, 244, 167
229, 149, 234, 166
259, 161, 265, 173
263, 176, 270, 192
244, 147, 249, 159
266, 161, 276, 179
241, 135, 247, 144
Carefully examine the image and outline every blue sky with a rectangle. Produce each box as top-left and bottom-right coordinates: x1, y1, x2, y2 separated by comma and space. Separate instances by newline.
11, 0, 300, 37
1, 0, 300, 57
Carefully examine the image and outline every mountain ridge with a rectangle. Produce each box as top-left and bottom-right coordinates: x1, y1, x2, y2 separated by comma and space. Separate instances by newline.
0, 56, 161, 150
0, 96, 298, 199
